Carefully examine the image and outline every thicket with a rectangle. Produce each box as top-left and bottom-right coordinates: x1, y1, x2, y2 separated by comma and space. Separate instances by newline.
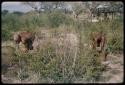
2, 11, 123, 83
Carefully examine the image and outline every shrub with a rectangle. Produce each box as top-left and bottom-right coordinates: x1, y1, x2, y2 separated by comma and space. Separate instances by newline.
2, 29, 12, 41
48, 12, 74, 28
1, 9, 123, 83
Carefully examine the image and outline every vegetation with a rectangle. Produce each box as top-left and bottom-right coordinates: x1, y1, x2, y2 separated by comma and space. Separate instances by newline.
1, 2, 123, 83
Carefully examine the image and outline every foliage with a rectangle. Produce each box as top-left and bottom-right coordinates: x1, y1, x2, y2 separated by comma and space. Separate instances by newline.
1, 7, 123, 83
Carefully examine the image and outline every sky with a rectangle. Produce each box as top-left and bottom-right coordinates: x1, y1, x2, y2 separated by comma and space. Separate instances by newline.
2, 2, 73, 13
2, 2, 34, 13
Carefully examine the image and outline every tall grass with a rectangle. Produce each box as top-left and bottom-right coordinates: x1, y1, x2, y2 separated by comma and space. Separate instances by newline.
2, 11, 123, 83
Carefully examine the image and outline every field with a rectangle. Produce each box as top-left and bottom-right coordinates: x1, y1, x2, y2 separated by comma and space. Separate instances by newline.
1, 3, 124, 83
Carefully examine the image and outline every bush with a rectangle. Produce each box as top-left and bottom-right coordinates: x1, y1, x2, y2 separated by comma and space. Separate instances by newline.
2, 46, 15, 74
2, 9, 123, 83
2, 13, 21, 31
83, 19, 123, 53
10, 37, 104, 83
108, 32, 123, 53
48, 12, 74, 28
2, 13, 22, 41
2, 29, 12, 41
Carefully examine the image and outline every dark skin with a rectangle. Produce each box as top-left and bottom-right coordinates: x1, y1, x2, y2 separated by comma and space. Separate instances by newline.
91, 31, 107, 61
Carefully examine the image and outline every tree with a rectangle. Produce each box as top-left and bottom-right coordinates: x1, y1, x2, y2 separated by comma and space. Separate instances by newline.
68, 2, 84, 19
82, 2, 103, 21
22, 2, 68, 14
13, 11, 24, 16
22, 2, 42, 15
2, 10, 8, 15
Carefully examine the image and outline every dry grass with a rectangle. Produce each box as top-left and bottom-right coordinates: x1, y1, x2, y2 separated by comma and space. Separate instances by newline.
1, 17, 123, 83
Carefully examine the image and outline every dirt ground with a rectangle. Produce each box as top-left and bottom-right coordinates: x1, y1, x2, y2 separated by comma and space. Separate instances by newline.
99, 53, 124, 83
